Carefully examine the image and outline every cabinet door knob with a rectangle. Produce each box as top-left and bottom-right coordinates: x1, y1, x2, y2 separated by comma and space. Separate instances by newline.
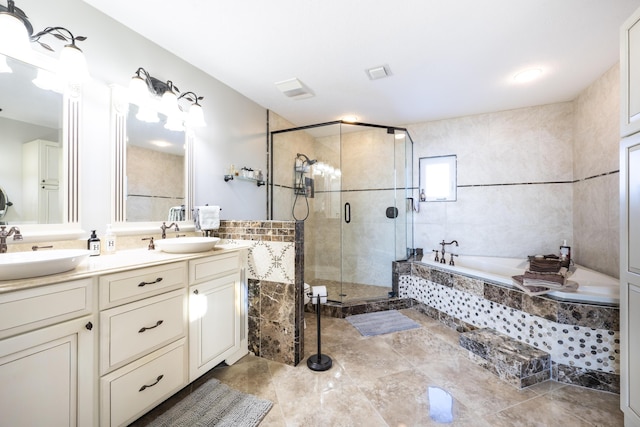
138, 277, 163, 287
139, 375, 164, 392
138, 320, 163, 333
85, 321, 93, 331
193, 289, 199, 295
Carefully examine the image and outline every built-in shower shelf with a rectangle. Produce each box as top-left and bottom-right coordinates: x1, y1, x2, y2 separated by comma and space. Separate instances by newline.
223, 175, 265, 187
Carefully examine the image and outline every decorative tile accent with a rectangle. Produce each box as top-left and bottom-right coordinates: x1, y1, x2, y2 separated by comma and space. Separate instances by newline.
219, 220, 303, 366
215, 220, 296, 242
247, 241, 295, 283
400, 263, 620, 393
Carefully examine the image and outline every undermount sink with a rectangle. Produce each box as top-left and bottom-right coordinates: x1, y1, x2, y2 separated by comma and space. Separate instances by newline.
154, 236, 221, 253
0, 249, 91, 281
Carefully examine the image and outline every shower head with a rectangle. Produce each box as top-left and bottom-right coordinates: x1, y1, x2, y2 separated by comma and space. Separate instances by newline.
296, 153, 317, 165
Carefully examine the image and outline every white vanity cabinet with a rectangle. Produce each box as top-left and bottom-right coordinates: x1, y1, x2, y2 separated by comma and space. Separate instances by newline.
99, 262, 189, 427
622, 7, 640, 427
188, 252, 247, 381
621, 134, 640, 427
0, 279, 97, 427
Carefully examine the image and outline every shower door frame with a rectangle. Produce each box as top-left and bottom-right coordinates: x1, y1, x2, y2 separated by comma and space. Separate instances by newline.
269, 120, 414, 303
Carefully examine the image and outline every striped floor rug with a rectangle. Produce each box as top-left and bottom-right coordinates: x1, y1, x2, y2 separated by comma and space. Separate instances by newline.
144, 378, 272, 427
346, 310, 421, 337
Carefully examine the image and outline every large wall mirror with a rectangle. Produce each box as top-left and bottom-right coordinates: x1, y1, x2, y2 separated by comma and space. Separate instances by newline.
110, 85, 193, 231
0, 54, 80, 234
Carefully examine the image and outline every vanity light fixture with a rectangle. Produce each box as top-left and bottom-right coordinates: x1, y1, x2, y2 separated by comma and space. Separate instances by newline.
179, 91, 206, 127
0, 1, 89, 84
128, 67, 206, 128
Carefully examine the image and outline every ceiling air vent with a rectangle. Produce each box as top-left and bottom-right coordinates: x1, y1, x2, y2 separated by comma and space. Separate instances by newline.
275, 78, 314, 100
366, 64, 391, 80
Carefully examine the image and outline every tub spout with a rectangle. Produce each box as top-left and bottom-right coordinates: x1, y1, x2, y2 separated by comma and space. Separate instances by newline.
439, 240, 459, 261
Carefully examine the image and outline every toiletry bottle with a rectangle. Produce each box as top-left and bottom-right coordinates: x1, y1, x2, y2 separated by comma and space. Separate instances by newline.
88, 230, 101, 256
560, 239, 571, 268
104, 224, 116, 255
420, 189, 426, 202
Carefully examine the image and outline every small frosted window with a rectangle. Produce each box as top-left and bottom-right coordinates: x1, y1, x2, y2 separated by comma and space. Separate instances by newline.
419, 155, 457, 202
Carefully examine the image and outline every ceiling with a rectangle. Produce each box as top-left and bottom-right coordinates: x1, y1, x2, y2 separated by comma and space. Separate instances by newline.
84, 0, 640, 128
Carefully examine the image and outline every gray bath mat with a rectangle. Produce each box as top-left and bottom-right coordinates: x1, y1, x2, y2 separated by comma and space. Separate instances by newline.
346, 310, 421, 337
143, 378, 272, 427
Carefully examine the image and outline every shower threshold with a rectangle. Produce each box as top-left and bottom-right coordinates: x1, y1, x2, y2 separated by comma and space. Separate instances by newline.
308, 279, 391, 303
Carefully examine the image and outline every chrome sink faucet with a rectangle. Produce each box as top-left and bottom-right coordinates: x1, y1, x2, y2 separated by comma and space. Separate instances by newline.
0, 226, 23, 253
160, 222, 179, 239
439, 240, 458, 264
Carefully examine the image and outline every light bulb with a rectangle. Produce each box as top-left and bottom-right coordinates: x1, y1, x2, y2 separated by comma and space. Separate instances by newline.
136, 104, 159, 123
32, 68, 60, 92
160, 89, 179, 117
128, 75, 149, 105
58, 44, 89, 84
513, 68, 542, 83
164, 114, 185, 132
0, 13, 32, 63
187, 103, 206, 127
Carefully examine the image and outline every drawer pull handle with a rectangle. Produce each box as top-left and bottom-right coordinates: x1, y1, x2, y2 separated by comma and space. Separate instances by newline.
139, 375, 164, 392
138, 277, 163, 287
193, 289, 199, 295
138, 320, 163, 333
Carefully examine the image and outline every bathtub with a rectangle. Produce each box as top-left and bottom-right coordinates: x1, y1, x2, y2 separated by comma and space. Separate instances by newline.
417, 255, 619, 305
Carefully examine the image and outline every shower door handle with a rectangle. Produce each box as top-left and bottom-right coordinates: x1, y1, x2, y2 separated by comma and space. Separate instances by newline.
344, 202, 351, 224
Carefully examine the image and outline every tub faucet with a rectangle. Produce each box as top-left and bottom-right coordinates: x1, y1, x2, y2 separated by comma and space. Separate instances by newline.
440, 240, 459, 263
0, 226, 23, 253
161, 222, 179, 239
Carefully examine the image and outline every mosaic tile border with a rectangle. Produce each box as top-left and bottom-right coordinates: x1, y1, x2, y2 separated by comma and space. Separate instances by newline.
215, 220, 296, 242
399, 274, 620, 374
217, 220, 304, 366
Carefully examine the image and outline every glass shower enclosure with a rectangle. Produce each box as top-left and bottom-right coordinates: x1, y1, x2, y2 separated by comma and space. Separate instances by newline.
269, 121, 414, 303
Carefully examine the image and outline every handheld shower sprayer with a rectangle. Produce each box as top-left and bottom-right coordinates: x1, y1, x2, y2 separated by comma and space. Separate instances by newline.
296, 153, 317, 165
292, 153, 317, 221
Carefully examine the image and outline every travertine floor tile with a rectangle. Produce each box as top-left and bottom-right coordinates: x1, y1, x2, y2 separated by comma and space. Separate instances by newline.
131, 308, 623, 427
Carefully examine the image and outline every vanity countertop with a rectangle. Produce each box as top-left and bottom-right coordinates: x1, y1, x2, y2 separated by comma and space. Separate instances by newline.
0, 243, 251, 294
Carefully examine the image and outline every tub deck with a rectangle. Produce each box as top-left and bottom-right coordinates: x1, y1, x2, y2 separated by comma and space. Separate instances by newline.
417, 255, 619, 305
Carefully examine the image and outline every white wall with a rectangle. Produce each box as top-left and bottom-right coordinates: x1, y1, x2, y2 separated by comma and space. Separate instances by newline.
17, 0, 267, 233
407, 64, 620, 277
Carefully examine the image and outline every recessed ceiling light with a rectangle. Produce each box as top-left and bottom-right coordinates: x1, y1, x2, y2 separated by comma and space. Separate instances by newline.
513, 68, 543, 83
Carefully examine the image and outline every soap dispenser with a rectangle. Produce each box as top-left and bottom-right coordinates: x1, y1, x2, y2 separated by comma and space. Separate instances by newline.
560, 239, 571, 268
104, 224, 116, 255
88, 230, 100, 256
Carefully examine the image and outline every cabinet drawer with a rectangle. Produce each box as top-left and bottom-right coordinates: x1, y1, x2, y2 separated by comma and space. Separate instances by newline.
101, 339, 187, 427
100, 289, 186, 374
99, 262, 186, 309
189, 252, 240, 284
0, 278, 94, 339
